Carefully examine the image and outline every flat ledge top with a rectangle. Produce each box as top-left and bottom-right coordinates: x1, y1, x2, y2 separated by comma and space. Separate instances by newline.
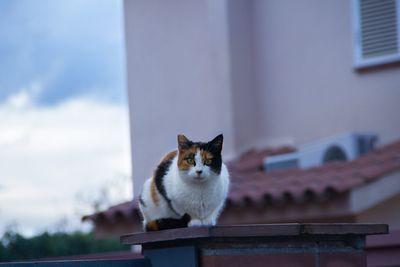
121, 223, 388, 246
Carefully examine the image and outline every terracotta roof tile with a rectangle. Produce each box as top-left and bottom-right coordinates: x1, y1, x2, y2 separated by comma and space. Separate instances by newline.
81, 201, 138, 222
83, 139, 400, 222
227, 139, 400, 206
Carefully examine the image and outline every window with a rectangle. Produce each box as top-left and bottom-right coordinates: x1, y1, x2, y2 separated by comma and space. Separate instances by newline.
352, 0, 400, 68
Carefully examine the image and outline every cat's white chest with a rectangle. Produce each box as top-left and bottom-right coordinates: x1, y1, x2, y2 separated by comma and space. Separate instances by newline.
171, 179, 222, 219
164, 161, 229, 221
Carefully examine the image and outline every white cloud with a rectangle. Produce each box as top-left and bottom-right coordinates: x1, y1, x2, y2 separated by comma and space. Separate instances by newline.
0, 91, 132, 236
4, 81, 43, 110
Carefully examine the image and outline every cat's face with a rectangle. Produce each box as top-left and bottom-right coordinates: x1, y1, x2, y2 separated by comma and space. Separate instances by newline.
177, 134, 223, 182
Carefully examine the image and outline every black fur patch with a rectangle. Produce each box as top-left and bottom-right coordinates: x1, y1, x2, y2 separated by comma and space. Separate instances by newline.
206, 134, 223, 174
196, 142, 222, 175
208, 154, 222, 174
154, 156, 179, 215
154, 159, 172, 198
145, 214, 191, 232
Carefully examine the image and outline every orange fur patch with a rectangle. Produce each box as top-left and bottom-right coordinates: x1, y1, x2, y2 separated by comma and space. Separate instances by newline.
146, 220, 158, 231
150, 178, 159, 205
178, 145, 198, 170
161, 150, 178, 163
201, 150, 213, 162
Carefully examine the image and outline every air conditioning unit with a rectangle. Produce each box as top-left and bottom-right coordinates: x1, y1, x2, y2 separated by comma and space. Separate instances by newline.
264, 132, 378, 172
263, 152, 300, 172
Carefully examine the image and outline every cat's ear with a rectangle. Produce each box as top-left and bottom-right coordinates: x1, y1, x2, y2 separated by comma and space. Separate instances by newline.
209, 134, 223, 153
177, 134, 190, 150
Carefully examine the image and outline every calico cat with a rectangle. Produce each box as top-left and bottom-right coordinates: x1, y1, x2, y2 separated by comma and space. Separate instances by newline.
139, 134, 230, 231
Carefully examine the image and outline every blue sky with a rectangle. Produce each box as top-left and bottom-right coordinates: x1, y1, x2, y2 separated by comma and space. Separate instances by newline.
0, 0, 131, 236
0, 0, 126, 105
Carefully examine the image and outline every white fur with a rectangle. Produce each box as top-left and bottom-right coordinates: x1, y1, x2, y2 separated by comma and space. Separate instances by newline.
139, 150, 229, 228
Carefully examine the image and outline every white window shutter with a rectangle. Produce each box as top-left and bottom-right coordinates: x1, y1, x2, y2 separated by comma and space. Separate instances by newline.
352, 0, 400, 68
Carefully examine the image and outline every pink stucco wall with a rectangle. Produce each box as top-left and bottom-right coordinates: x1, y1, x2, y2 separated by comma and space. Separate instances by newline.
251, 0, 400, 146
124, 0, 235, 195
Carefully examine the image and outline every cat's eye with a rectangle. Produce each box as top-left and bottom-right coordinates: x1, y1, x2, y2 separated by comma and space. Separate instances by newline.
186, 158, 194, 164
204, 159, 212, 165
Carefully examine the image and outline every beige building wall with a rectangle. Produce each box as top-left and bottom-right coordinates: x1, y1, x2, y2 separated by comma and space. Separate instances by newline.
251, 0, 400, 147
227, 0, 261, 152
124, 0, 236, 196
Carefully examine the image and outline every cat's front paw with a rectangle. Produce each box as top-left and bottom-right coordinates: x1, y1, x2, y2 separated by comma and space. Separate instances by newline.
201, 217, 216, 227
188, 218, 216, 227
188, 219, 203, 227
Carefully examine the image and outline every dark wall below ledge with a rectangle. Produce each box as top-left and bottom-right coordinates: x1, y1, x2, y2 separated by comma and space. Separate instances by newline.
121, 223, 388, 267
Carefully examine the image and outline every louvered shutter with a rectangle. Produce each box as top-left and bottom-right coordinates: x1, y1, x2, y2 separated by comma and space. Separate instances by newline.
352, 0, 400, 68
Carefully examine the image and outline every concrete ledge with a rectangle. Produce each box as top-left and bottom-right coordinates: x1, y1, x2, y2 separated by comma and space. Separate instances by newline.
121, 224, 388, 267
121, 223, 388, 246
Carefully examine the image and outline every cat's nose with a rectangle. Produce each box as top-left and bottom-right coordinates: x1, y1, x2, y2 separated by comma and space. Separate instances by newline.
196, 170, 203, 175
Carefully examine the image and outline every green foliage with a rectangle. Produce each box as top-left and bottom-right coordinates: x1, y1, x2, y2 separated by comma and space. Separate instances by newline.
0, 230, 129, 262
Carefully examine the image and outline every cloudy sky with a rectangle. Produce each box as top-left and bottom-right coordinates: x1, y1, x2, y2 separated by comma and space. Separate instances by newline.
0, 0, 131, 236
